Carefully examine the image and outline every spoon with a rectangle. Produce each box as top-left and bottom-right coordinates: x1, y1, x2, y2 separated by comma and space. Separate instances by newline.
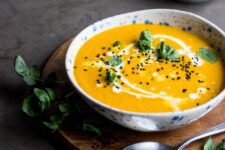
123, 122, 225, 150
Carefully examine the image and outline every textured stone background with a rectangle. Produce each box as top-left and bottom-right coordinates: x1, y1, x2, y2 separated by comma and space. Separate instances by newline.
0, 0, 225, 149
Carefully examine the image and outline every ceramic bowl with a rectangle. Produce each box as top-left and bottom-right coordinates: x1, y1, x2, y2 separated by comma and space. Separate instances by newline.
65, 9, 225, 132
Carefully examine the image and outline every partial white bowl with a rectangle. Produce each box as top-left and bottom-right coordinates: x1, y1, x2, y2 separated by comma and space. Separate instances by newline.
65, 9, 225, 131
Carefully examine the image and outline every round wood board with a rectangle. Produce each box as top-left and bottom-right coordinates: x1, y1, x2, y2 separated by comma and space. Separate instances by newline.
42, 38, 225, 150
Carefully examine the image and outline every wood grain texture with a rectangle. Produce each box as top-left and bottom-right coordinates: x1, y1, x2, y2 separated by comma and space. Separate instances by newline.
42, 38, 225, 150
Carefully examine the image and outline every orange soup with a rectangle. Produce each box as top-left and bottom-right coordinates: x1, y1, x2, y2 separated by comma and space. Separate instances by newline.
74, 24, 224, 113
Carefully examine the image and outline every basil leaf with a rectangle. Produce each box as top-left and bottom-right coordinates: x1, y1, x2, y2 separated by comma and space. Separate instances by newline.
43, 121, 59, 131
156, 41, 179, 61
23, 75, 36, 86
59, 103, 71, 116
137, 30, 152, 53
30, 65, 40, 79
34, 88, 50, 102
203, 137, 216, 150
198, 48, 218, 63
217, 140, 225, 150
108, 56, 122, 66
45, 88, 55, 101
15, 55, 29, 76
15, 55, 40, 86
106, 71, 116, 83
83, 119, 102, 136
22, 95, 45, 117
112, 41, 121, 47
137, 40, 151, 53
50, 115, 64, 124
140, 30, 152, 41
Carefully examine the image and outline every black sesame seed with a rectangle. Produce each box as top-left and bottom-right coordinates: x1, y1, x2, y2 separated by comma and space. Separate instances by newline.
84, 57, 88, 59
182, 89, 187, 93
83, 69, 88, 71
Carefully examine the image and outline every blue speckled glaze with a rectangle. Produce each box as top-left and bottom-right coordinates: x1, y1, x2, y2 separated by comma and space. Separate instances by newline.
65, 9, 225, 132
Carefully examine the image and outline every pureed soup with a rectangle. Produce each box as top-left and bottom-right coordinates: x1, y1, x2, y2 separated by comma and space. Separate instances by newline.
74, 24, 224, 113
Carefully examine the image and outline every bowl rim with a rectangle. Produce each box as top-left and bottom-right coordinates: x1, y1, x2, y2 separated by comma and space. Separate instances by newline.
65, 8, 225, 116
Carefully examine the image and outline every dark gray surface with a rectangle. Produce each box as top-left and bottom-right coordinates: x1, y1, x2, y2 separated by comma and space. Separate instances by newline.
0, 0, 225, 149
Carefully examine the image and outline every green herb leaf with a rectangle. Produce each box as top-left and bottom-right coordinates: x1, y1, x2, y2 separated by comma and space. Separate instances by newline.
112, 41, 121, 47
43, 121, 59, 131
59, 103, 71, 116
30, 65, 40, 79
15, 55, 29, 76
14, 55, 40, 86
108, 56, 122, 66
140, 30, 152, 41
203, 137, 216, 150
137, 40, 151, 53
22, 95, 45, 117
23, 75, 37, 86
83, 119, 102, 136
217, 140, 225, 150
50, 115, 64, 124
156, 41, 179, 61
34, 88, 50, 102
45, 88, 55, 101
198, 48, 218, 63
137, 30, 152, 53
106, 71, 117, 83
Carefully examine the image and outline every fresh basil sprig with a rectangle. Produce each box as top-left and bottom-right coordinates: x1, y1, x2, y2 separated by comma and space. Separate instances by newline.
137, 30, 152, 53
106, 71, 117, 84
15, 55, 41, 86
15, 55, 103, 135
156, 41, 179, 61
108, 56, 122, 66
198, 48, 218, 63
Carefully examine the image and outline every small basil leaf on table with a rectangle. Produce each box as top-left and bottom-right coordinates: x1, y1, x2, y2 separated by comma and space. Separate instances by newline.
198, 48, 218, 63
203, 137, 216, 150
82, 119, 102, 136
58, 103, 72, 116
34, 88, 50, 102
15, 55, 29, 76
106, 71, 117, 83
43, 121, 60, 132
45, 88, 56, 101
15, 55, 40, 86
112, 41, 121, 47
22, 95, 45, 117
23, 75, 37, 86
108, 56, 122, 66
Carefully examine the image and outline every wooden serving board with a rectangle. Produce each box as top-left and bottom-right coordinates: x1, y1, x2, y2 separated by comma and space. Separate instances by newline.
42, 38, 225, 150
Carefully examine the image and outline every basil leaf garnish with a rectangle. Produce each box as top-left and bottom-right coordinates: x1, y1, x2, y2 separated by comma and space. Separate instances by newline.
108, 56, 122, 66
106, 71, 117, 83
156, 41, 179, 61
137, 30, 152, 53
198, 48, 218, 63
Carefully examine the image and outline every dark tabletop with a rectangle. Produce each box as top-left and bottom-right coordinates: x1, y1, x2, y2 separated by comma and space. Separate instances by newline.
0, 0, 225, 149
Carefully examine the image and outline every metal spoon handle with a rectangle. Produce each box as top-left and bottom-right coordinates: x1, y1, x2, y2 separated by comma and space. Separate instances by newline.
175, 122, 225, 150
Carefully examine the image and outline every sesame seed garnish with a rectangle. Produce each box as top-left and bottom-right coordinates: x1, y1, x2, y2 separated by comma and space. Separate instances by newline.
182, 89, 187, 93
83, 69, 88, 71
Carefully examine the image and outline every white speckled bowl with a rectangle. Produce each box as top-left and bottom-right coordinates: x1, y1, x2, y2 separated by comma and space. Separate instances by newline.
65, 9, 225, 131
